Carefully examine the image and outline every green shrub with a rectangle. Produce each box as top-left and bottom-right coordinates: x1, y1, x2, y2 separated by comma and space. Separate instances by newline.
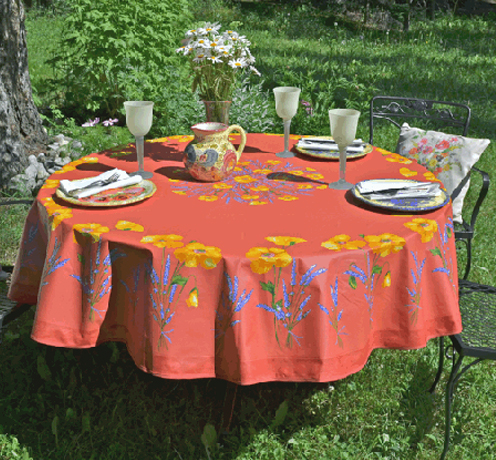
48, 0, 192, 121
0, 433, 33, 460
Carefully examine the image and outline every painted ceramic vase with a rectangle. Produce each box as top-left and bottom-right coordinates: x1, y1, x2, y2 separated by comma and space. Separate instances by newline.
184, 122, 247, 182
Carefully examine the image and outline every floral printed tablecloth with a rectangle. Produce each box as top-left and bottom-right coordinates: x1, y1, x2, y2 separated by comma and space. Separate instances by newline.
8, 133, 461, 384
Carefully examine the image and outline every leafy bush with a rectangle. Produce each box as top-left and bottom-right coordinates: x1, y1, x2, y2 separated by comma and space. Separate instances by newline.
230, 77, 274, 133
48, 0, 192, 121
0, 433, 33, 460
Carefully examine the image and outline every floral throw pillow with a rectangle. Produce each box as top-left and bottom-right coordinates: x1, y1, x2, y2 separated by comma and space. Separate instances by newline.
396, 123, 490, 223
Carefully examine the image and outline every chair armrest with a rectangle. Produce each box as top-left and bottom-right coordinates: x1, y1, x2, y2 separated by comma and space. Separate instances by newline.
467, 167, 490, 230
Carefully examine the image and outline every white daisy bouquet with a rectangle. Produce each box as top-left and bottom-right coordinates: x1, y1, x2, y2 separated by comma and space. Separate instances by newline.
176, 22, 260, 102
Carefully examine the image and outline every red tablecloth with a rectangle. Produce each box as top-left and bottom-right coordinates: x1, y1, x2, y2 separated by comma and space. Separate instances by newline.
8, 133, 461, 384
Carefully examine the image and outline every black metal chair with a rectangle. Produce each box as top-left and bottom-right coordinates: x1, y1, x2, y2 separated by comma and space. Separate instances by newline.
429, 279, 496, 459
0, 198, 35, 344
369, 95, 490, 280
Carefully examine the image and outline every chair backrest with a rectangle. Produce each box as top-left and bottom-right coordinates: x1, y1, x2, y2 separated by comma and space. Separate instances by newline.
369, 95, 471, 145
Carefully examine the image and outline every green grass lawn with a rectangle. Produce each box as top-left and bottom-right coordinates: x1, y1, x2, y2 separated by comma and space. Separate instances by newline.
1, 2, 495, 459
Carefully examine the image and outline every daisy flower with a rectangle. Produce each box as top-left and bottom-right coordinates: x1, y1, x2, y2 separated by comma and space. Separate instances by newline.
207, 55, 223, 64
228, 58, 247, 69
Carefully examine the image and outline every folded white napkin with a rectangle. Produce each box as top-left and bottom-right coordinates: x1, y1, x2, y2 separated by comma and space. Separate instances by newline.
59, 168, 142, 199
297, 138, 364, 152
356, 180, 441, 201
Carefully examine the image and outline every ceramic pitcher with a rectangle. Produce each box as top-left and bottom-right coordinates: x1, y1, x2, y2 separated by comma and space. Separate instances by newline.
184, 122, 247, 182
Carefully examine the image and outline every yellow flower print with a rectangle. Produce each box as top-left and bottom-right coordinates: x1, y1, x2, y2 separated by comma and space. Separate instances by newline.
364, 233, 406, 257
53, 164, 77, 174
115, 220, 144, 232
81, 156, 98, 163
199, 195, 219, 202
249, 201, 268, 206
42, 197, 55, 207
234, 175, 257, 184
186, 287, 199, 308
376, 147, 392, 156
382, 271, 392, 288
174, 242, 222, 269
305, 167, 317, 172
73, 223, 110, 243
423, 171, 441, 182
148, 137, 169, 143
172, 191, 187, 195
41, 179, 60, 189
321, 234, 366, 251
234, 167, 243, 172
307, 173, 324, 181
246, 247, 292, 274
265, 236, 307, 247
404, 218, 438, 243
385, 153, 413, 164
53, 157, 98, 174
213, 183, 233, 189
316, 185, 327, 190
298, 184, 313, 190
278, 195, 298, 201
168, 135, 193, 142
266, 160, 281, 165
251, 185, 270, 192
140, 234, 184, 248
253, 169, 272, 174
399, 167, 418, 178
50, 207, 73, 230
237, 161, 250, 166
241, 194, 260, 201
290, 171, 304, 176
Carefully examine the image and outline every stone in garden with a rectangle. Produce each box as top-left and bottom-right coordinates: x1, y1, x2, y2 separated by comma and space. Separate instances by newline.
72, 140, 83, 150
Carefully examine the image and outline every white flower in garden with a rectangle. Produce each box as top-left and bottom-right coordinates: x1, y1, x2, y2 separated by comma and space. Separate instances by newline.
203, 22, 221, 33
82, 117, 100, 127
103, 118, 118, 127
228, 58, 247, 69
241, 49, 256, 64
177, 22, 260, 101
186, 29, 199, 38
250, 66, 261, 77
207, 55, 223, 64
176, 45, 192, 55
209, 40, 223, 49
231, 34, 248, 44
193, 50, 211, 63
194, 38, 211, 48
215, 46, 232, 58
223, 30, 238, 39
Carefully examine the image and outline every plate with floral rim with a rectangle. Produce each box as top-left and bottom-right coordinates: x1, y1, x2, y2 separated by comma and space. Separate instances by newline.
56, 180, 157, 207
351, 179, 450, 212
295, 136, 373, 160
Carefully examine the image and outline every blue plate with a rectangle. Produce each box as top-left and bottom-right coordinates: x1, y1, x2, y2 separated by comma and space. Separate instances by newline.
351, 179, 450, 212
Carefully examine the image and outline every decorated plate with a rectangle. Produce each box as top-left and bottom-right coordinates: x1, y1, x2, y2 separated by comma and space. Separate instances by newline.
56, 180, 157, 207
351, 179, 450, 212
295, 136, 373, 160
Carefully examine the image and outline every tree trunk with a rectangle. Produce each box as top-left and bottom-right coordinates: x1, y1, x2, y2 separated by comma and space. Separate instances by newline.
0, 0, 48, 191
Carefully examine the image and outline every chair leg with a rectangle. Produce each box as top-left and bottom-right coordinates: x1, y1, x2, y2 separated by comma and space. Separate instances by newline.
430, 337, 445, 394
220, 381, 238, 435
440, 352, 464, 460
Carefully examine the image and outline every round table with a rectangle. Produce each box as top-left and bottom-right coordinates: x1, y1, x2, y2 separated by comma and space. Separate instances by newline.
8, 133, 461, 385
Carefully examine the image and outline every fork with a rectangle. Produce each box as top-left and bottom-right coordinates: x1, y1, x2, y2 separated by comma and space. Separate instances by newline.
67, 172, 120, 196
